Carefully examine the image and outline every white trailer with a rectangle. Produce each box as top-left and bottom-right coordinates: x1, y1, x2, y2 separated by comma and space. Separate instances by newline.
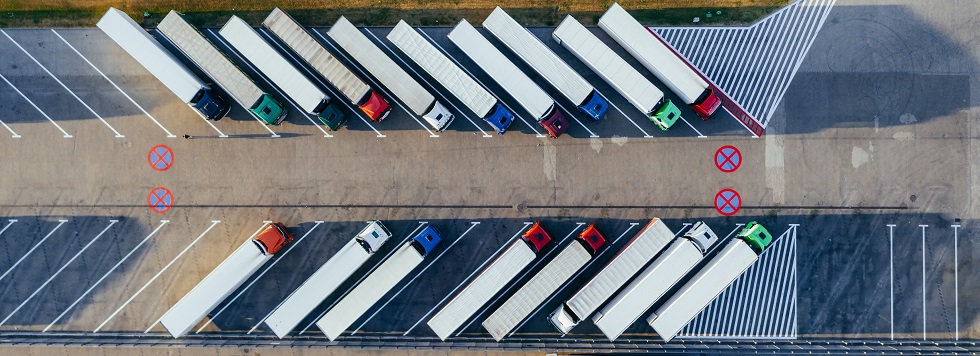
482, 7, 608, 121
448, 19, 569, 138
548, 218, 675, 334
647, 222, 773, 342
386, 20, 515, 134
157, 10, 287, 125
427, 222, 551, 340
592, 222, 718, 340
316, 226, 442, 340
159, 223, 292, 338
598, 3, 721, 119
326, 16, 454, 131
97, 7, 229, 121
219, 16, 345, 129
263, 221, 391, 339
551, 15, 682, 130
481, 224, 605, 341
262, 8, 392, 122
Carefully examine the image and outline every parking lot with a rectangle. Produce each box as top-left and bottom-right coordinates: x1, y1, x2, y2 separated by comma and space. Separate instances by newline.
0, 0, 978, 352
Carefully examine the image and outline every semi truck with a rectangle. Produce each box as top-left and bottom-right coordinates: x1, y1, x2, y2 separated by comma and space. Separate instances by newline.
316, 225, 443, 340
263, 221, 391, 339
427, 221, 552, 340
482, 7, 608, 122
262, 8, 392, 122
552, 15, 682, 131
97, 8, 230, 121
598, 3, 721, 120
157, 10, 288, 125
218, 16, 346, 130
159, 223, 293, 338
386, 20, 514, 134
592, 221, 718, 340
326, 17, 454, 131
549, 218, 675, 334
482, 224, 606, 341
647, 222, 773, 342
448, 19, 570, 138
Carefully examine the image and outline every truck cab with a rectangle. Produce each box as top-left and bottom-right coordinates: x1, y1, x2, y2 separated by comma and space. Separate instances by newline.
191, 89, 231, 121
540, 106, 570, 138
548, 304, 578, 334
577, 223, 607, 255
358, 91, 392, 122
355, 220, 392, 254
314, 100, 348, 131
423, 102, 455, 131
737, 222, 773, 253
485, 103, 514, 134
578, 91, 609, 121
683, 221, 718, 253
411, 225, 443, 257
252, 222, 294, 255
692, 87, 722, 120
522, 221, 553, 253
251, 94, 288, 125
650, 99, 682, 131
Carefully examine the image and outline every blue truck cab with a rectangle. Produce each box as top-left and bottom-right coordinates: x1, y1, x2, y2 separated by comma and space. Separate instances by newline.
411, 225, 443, 257
485, 103, 515, 134
577, 91, 609, 121
191, 89, 231, 121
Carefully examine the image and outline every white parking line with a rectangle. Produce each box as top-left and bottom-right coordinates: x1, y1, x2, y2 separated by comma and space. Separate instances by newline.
679, 116, 707, 138
0, 220, 117, 326
189, 221, 323, 334
919, 224, 927, 340
952, 224, 959, 340
887, 223, 895, 340
202, 29, 280, 138
0, 219, 67, 285
52, 30, 176, 138
282, 31, 385, 138
507, 222, 639, 338
417, 29, 545, 137
43, 220, 169, 332
552, 99, 598, 138
402, 222, 533, 336
293, 221, 426, 335
0, 115, 19, 138
1, 30, 124, 138
0, 219, 16, 237
454, 222, 585, 338
0, 73, 70, 138
356, 30, 439, 138
94, 220, 221, 333
600, 92, 651, 138
351, 222, 481, 335
366, 29, 491, 138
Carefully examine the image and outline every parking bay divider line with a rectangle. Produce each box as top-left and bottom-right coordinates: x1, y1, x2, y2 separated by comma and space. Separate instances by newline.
0, 72, 71, 138
1, 30, 125, 138
44, 220, 169, 332
598, 91, 652, 138
202, 29, 280, 138
189, 221, 323, 334
0, 220, 118, 326
0, 219, 68, 285
94, 220, 222, 333
0, 219, 16, 237
52, 29, 176, 138
0, 114, 20, 138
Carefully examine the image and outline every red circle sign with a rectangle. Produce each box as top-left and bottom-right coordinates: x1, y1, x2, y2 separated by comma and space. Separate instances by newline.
714, 188, 741, 216
148, 145, 174, 171
148, 187, 173, 214
715, 145, 741, 173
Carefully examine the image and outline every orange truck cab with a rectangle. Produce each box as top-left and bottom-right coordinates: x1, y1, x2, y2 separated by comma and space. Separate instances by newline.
252, 222, 294, 255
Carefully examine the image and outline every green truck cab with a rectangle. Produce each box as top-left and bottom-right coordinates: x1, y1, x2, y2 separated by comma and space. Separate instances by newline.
737, 221, 773, 254
650, 99, 682, 131
250, 94, 288, 125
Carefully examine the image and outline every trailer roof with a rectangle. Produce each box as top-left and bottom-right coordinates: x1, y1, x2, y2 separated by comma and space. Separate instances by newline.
157, 11, 265, 107
327, 16, 434, 116
263, 8, 371, 104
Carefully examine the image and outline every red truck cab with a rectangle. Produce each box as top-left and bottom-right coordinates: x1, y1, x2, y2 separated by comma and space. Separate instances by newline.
540, 106, 570, 138
522, 221, 552, 253
359, 91, 392, 122
577, 223, 607, 255
692, 87, 722, 120
252, 222, 294, 255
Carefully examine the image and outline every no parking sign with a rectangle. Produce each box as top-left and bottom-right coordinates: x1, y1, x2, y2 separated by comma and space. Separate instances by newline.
714, 188, 741, 216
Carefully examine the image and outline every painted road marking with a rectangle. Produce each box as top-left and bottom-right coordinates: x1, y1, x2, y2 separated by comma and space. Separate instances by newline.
351, 222, 481, 335
148, 145, 174, 171
360, 30, 439, 138
887, 223, 895, 340
403, 222, 534, 336
302, 30, 385, 138
294, 222, 427, 335
455, 222, 586, 338
0, 72, 71, 137
920, 224, 927, 340
952, 224, 959, 340
417, 29, 545, 138
0, 219, 68, 285
366, 29, 491, 138
52, 29, 176, 138
714, 188, 741, 216
1, 30, 124, 138
679, 116, 707, 138
94, 220, 221, 333
0, 220, 117, 326
44, 220, 169, 332
508, 222, 639, 338
715, 145, 742, 173
203, 29, 280, 138
189, 221, 323, 334
601, 91, 652, 138
148, 187, 173, 214
0, 115, 19, 138
0, 220, 16, 237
